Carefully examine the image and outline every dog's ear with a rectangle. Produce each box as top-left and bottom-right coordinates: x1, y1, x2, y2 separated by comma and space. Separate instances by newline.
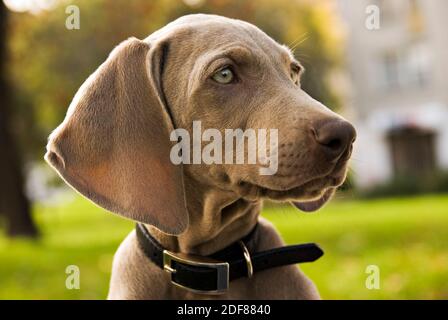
45, 38, 188, 235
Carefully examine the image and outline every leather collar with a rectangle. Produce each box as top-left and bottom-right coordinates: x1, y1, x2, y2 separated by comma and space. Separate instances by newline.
136, 222, 323, 294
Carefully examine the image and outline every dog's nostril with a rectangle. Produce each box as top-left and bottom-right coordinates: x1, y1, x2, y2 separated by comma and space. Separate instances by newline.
325, 138, 342, 151
313, 119, 356, 161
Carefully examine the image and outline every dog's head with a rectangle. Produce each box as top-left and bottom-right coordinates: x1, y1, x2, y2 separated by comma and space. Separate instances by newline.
45, 14, 355, 235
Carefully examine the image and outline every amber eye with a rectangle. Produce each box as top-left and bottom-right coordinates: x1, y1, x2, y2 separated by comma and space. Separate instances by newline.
290, 72, 297, 82
212, 67, 235, 84
291, 63, 303, 85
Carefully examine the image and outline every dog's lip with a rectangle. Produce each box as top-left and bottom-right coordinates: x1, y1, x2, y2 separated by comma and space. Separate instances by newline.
235, 161, 348, 201
291, 188, 334, 213
236, 176, 333, 203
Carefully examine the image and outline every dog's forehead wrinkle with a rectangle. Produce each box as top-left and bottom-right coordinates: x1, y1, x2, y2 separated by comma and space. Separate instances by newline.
200, 45, 266, 72
149, 14, 292, 77
169, 15, 277, 48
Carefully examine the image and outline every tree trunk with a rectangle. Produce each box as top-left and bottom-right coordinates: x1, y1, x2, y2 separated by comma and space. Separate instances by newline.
0, 1, 38, 237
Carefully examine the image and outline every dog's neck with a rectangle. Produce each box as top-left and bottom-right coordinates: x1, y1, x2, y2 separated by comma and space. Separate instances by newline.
147, 173, 260, 256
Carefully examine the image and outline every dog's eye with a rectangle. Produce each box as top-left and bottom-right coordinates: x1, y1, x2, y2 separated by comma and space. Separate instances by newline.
290, 72, 299, 85
290, 62, 303, 86
212, 67, 235, 84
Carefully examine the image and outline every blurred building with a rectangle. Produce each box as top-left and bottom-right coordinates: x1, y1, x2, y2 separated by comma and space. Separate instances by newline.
337, 0, 448, 188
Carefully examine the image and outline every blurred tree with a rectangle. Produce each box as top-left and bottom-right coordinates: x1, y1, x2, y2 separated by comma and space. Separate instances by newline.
0, 0, 37, 237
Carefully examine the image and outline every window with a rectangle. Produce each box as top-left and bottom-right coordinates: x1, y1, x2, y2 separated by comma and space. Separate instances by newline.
379, 42, 430, 90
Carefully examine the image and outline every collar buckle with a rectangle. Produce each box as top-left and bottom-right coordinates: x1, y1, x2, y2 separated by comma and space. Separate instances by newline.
239, 241, 254, 278
163, 250, 229, 294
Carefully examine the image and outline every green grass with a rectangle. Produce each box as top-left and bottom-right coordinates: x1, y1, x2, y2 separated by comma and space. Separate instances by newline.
1, 194, 447, 299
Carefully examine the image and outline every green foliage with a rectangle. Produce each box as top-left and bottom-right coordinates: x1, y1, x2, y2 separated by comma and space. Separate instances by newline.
7, 0, 344, 160
1, 194, 447, 299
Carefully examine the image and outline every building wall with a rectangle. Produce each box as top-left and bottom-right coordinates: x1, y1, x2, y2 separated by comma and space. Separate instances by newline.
337, 0, 448, 188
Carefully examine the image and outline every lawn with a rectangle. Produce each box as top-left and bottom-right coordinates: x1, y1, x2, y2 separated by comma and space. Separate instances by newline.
0, 193, 447, 299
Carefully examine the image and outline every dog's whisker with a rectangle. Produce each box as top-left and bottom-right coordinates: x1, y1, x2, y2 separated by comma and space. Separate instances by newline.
287, 33, 309, 51
290, 36, 309, 52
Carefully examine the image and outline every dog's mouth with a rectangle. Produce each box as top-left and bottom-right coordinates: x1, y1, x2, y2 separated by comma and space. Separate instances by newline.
235, 161, 349, 212
237, 178, 337, 212
291, 188, 335, 212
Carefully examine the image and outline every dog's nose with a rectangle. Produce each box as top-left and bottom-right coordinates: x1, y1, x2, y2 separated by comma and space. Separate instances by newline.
313, 119, 356, 161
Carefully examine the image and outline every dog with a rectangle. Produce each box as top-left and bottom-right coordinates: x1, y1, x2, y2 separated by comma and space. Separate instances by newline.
45, 14, 356, 299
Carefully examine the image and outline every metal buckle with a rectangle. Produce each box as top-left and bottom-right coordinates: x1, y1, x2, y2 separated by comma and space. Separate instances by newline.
163, 250, 229, 294
239, 241, 254, 278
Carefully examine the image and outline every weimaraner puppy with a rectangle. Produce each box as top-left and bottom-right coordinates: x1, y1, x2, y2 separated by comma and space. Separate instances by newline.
45, 14, 355, 299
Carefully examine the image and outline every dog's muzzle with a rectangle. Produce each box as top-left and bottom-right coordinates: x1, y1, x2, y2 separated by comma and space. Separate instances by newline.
136, 223, 324, 294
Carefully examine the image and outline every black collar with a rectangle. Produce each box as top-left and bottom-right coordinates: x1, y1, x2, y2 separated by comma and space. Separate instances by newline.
136, 223, 323, 294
